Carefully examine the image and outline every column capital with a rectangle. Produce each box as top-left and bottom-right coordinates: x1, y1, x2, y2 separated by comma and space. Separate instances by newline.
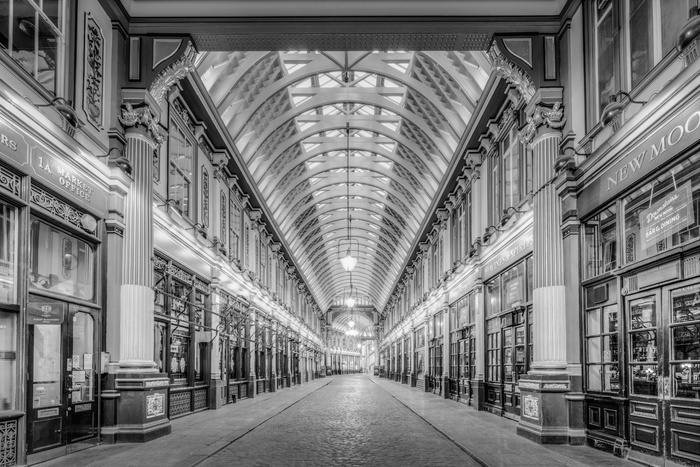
519, 89, 566, 146
119, 95, 166, 146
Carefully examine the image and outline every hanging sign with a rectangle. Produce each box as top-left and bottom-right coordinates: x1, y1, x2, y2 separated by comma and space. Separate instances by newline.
27, 301, 65, 325
639, 181, 695, 250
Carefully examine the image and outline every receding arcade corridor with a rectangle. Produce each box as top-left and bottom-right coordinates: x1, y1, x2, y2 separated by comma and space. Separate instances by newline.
36, 375, 637, 467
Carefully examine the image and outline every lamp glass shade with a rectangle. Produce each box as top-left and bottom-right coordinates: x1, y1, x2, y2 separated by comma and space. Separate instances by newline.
348, 320, 355, 328
340, 254, 357, 271
346, 297, 356, 308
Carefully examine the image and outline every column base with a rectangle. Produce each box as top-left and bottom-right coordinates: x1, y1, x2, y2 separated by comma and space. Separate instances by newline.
471, 379, 485, 410
208, 378, 226, 409
101, 370, 171, 444
442, 375, 450, 399
517, 373, 575, 444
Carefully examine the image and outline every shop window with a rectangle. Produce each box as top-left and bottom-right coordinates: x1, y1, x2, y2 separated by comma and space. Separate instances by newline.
0, 307, 17, 410
486, 279, 501, 317
583, 206, 618, 279
585, 304, 620, 392
502, 261, 526, 310
0, 0, 64, 93
590, 0, 688, 122
434, 311, 443, 337
623, 153, 700, 264
628, 296, 658, 396
167, 118, 194, 217
670, 284, 700, 399
486, 319, 500, 382
29, 218, 95, 301
71, 311, 94, 403
0, 202, 17, 303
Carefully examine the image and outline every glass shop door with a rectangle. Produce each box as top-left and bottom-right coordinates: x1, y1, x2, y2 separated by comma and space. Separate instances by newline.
626, 279, 700, 466
27, 297, 98, 454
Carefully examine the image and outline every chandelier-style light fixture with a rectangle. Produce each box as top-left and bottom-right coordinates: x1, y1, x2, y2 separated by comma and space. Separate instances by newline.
338, 115, 359, 272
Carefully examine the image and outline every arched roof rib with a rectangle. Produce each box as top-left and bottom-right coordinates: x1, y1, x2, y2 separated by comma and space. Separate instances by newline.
211, 51, 472, 141
273, 174, 424, 225
196, 49, 492, 314
237, 92, 454, 167
253, 121, 440, 190
278, 188, 422, 235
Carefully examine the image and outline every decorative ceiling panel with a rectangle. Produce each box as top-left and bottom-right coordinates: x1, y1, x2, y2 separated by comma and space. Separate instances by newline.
197, 50, 491, 315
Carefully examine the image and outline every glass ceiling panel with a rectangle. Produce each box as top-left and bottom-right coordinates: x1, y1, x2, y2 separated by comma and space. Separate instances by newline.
197, 49, 492, 314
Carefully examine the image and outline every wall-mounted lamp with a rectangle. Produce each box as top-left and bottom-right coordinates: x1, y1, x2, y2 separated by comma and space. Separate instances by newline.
187, 222, 208, 236
96, 147, 133, 175
35, 97, 83, 129
482, 224, 505, 243
600, 91, 647, 129
501, 206, 527, 226
157, 199, 178, 208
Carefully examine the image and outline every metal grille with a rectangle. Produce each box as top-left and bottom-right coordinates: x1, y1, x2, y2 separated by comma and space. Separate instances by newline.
0, 166, 21, 196
169, 390, 191, 417
0, 419, 17, 467
194, 388, 207, 410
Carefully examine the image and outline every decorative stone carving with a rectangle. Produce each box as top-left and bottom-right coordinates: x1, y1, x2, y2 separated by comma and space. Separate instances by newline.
201, 168, 209, 228
149, 41, 197, 104
518, 102, 566, 145
220, 190, 227, 248
523, 395, 539, 420
83, 12, 104, 128
119, 103, 167, 145
488, 40, 536, 104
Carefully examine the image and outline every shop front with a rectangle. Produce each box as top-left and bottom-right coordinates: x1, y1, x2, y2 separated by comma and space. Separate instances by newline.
152, 255, 211, 418
448, 291, 476, 405
579, 86, 700, 464
482, 232, 534, 420
0, 103, 111, 464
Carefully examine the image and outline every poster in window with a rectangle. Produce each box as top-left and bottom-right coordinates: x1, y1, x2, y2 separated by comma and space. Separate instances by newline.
640, 182, 695, 250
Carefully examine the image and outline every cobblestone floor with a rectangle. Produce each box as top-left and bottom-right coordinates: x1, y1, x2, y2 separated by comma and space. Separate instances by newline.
37, 374, 638, 467
200, 375, 479, 467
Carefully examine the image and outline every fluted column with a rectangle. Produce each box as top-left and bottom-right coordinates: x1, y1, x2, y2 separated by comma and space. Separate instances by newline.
118, 101, 165, 369
530, 121, 566, 372
442, 304, 450, 398
270, 322, 277, 391
248, 308, 257, 398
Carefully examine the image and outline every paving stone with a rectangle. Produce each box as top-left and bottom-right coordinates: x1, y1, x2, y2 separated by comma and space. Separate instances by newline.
37, 375, 638, 467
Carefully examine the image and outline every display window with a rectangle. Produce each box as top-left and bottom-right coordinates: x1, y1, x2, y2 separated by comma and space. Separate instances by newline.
623, 152, 700, 264
670, 283, 700, 399
585, 304, 620, 393
29, 218, 96, 301
152, 256, 211, 386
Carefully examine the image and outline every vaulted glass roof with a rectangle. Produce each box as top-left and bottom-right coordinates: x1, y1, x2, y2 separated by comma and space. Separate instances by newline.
196, 50, 491, 315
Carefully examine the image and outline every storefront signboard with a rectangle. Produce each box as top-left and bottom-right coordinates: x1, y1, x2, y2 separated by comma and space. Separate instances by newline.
27, 301, 66, 325
0, 117, 30, 165
579, 98, 700, 218
483, 232, 533, 277
639, 181, 695, 250
30, 146, 108, 213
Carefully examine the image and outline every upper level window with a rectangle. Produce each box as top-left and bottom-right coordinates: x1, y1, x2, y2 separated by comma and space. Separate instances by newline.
0, 0, 64, 93
168, 117, 194, 217
583, 206, 618, 279
592, 0, 688, 119
491, 126, 531, 224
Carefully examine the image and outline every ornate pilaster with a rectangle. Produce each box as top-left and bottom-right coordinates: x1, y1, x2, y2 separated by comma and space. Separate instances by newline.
472, 282, 486, 410
102, 92, 171, 444
208, 279, 226, 409
441, 303, 450, 399
517, 88, 571, 444
270, 322, 277, 392
117, 97, 165, 369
